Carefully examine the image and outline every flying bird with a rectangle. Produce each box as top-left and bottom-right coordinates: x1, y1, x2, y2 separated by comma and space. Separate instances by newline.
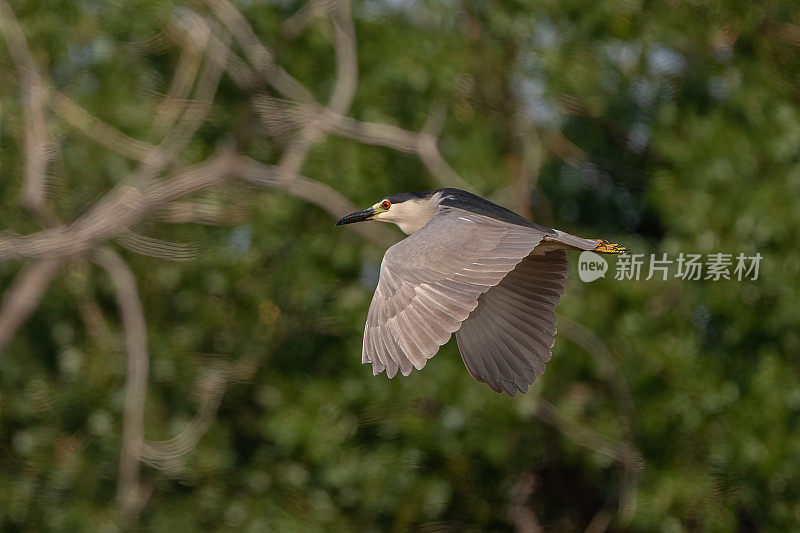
336, 188, 628, 396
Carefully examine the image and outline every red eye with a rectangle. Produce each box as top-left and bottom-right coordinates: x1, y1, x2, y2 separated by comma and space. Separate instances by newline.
381, 200, 391, 210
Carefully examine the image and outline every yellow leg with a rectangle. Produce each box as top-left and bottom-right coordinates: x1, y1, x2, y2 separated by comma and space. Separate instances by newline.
594, 239, 630, 254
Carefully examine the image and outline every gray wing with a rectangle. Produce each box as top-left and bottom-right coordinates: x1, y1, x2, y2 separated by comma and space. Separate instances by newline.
363, 206, 548, 379
455, 247, 567, 395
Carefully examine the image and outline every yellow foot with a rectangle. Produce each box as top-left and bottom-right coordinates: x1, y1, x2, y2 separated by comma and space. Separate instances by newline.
594, 239, 630, 254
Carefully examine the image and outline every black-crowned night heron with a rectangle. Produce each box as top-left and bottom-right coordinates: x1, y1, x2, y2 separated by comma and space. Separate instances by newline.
336, 188, 628, 396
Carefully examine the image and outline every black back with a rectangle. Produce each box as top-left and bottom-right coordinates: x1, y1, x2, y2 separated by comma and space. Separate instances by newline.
430, 188, 556, 234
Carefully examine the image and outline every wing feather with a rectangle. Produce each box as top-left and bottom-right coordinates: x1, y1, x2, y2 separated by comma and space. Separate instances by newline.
455, 248, 568, 394
362, 207, 547, 379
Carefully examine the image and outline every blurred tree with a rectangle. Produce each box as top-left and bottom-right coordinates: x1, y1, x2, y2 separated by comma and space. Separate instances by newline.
0, 0, 799, 531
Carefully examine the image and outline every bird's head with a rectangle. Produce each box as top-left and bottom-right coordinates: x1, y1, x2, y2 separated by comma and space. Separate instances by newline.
336, 191, 442, 235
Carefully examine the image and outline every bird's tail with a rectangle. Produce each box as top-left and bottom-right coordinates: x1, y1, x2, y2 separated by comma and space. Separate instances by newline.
594, 239, 630, 254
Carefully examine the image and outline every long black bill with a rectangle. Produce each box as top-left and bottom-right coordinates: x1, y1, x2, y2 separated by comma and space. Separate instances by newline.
336, 208, 376, 225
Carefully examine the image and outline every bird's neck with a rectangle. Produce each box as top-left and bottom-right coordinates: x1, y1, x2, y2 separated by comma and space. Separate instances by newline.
394, 193, 442, 234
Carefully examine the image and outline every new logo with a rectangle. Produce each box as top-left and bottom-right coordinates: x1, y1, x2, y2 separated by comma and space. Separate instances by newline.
578, 251, 608, 282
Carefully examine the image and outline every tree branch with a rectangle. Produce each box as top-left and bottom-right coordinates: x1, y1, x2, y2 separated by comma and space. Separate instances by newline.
53, 91, 156, 161
234, 155, 395, 247
153, 17, 209, 135
140, 357, 256, 475
204, 0, 316, 103
203, 0, 470, 190
92, 247, 150, 520
559, 317, 641, 526
0, 258, 62, 352
0, 149, 237, 261
0, 0, 55, 223
508, 472, 543, 533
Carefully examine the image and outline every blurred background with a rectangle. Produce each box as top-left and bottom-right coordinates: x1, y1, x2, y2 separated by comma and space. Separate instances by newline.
1, 0, 799, 530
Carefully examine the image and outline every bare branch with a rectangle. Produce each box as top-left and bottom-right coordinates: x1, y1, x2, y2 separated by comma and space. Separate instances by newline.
156, 199, 247, 226
0, 0, 55, 221
508, 473, 543, 533
153, 17, 209, 135
558, 317, 641, 525
312, 108, 420, 152
0, 258, 62, 352
115, 231, 199, 262
52, 91, 156, 161
92, 247, 150, 520
52, 12, 224, 174
0, 145, 401, 263
0, 4, 394, 522
66, 261, 115, 349
330, 110, 470, 189
141, 357, 256, 475
146, 15, 227, 168
235, 155, 396, 247
417, 134, 471, 190
268, 0, 360, 188
141, 388, 222, 475
533, 396, 637, 464
167, 17, 257, 90
558, 318, 636, 438
79, 296, 114, 348
204, 0, 316, 103
282, 0, 326, 38
327, 0, 358, 116
776, 22, 800, 46
254, 101, 471, 189
541, 128, 587, 166
201, 0, 472, 190
207, 0, 394, 245
0, 149, 237, 261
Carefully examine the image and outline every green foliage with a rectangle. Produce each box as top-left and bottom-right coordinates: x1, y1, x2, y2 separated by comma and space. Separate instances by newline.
1, 0, 799, 530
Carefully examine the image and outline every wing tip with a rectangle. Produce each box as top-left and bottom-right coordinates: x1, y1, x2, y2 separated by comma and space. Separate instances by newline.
488, 378, 534, 397
365, 359, 417, 379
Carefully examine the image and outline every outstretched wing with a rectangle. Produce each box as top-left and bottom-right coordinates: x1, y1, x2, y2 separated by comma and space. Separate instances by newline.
455, 247, 567, 395
362, 206, 548, 379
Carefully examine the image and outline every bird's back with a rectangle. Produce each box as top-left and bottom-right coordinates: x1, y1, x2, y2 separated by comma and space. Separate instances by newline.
436, 188, 557, 234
